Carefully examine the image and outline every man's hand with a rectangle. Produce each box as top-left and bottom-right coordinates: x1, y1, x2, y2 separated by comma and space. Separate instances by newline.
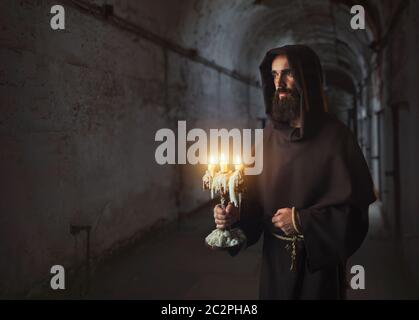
272, 208, 296, 235
213, 203, 239, 229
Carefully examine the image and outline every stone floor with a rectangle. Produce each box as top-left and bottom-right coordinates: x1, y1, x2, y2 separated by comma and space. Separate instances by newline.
86, 202, 419, 299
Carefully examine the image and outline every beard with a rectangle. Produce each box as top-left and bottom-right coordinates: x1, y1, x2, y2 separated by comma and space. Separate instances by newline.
271, 88, 301, 124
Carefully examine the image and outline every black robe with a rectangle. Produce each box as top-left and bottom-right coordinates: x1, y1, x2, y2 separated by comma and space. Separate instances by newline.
232, 45, 376, 300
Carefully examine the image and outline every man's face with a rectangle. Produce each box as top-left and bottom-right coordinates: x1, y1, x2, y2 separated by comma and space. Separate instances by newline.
271, 54, 300, 124
271, 54, 295, 95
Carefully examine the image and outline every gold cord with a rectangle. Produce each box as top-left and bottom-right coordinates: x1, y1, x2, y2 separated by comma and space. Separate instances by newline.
291, 206, 301, 234
271, 232, 304, 271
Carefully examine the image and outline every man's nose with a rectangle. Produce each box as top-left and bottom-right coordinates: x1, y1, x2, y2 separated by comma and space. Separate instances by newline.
274, 74, 286, 89
274, 77, 279, 89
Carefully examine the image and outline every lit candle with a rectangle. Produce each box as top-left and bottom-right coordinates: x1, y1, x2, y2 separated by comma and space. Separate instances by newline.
234, 155, 243, 171
220, 153, 229, 173
208, 155, 217, 176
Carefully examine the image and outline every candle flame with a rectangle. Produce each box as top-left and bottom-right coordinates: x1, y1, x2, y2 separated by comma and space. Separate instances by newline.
209, 155, 217, 164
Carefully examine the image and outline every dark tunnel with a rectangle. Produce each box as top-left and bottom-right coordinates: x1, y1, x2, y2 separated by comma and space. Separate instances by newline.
1, 0, 419, 299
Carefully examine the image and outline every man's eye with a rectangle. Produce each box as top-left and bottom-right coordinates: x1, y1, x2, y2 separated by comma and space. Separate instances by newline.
271, 71, 278, 77
283, 69, 293, 77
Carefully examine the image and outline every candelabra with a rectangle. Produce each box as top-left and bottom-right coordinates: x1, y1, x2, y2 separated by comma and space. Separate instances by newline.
202, 155, 247, 250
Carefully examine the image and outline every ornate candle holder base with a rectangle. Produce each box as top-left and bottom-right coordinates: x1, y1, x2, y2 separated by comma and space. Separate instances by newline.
205, 227, 246, 251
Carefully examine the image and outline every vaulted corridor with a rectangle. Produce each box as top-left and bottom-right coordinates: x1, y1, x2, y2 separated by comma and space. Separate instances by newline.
1, 0, 419, 299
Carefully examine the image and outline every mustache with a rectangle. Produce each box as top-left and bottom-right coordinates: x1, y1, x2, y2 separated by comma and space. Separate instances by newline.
275, 87, 295, 94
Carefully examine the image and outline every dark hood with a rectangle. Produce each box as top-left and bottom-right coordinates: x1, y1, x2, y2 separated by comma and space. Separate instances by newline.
259, 44, 328, 141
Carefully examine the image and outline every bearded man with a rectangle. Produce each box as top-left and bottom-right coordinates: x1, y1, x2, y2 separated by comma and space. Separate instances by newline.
213, 45, 376, 300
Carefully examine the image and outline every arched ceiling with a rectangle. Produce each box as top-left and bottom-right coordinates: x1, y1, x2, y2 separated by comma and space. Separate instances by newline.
172, 0, 382, 92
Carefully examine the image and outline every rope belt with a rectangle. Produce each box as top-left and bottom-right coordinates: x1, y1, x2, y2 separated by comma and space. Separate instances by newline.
271, 233, 304, 271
